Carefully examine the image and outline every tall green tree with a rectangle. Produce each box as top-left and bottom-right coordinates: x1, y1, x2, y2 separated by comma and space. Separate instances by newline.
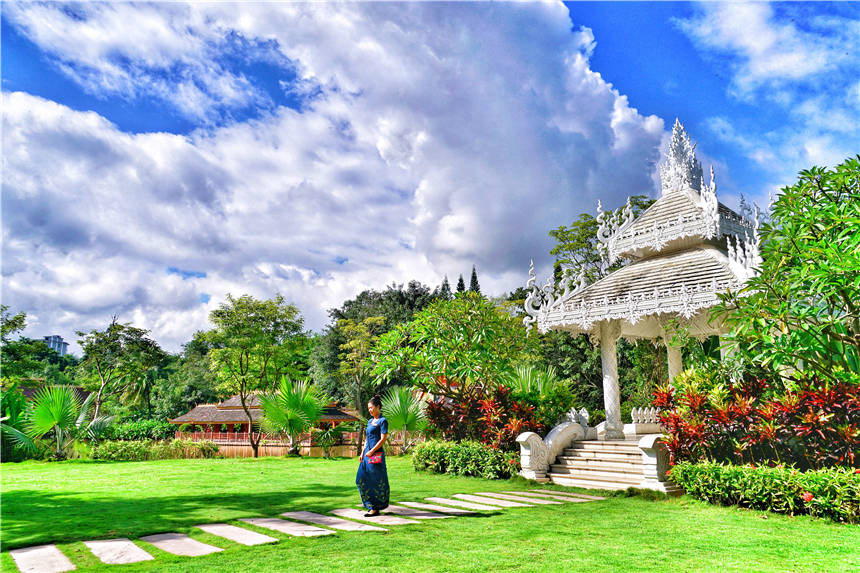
716, 156, 860, 381
469, 265, 481, 293
456, 275, 466, 293
77, 319, 166, 419
337, 316, 386, 414
438, 276, 452, 300
151, 332, 219, 421
204, 294, 307, 457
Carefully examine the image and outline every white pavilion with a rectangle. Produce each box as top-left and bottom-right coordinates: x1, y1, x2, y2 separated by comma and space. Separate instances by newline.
517, 121, 761, 489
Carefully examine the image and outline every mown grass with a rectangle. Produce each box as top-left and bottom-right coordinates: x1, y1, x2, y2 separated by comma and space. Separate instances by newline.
2, 456, 858, 572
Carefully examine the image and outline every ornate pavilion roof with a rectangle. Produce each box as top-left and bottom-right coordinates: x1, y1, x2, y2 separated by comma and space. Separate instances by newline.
524, 120, 760, 339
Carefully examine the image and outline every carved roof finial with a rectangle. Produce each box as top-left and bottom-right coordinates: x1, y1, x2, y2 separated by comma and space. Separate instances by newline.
659, 119, 703, 195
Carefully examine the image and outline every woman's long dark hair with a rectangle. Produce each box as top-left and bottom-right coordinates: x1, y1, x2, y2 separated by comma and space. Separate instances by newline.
369, 394, 382, 408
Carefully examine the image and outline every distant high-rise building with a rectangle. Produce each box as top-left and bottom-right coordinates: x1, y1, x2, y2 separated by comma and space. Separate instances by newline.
43, 335, 69, 356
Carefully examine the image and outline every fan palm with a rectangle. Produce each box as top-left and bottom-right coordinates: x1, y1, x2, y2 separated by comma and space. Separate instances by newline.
381, 386, 427, 452
259, 377, 327, 455
21, 386, 114, 459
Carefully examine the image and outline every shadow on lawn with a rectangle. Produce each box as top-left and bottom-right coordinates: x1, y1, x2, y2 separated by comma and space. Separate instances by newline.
1, 484, 359, 550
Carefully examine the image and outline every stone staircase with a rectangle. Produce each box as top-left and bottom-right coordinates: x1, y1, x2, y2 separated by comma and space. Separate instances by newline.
547, 439, 680, 493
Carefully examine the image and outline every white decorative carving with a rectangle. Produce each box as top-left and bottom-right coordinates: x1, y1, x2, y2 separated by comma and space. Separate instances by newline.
522, 260, 587, 332
630, 407, 660, 424
517, 422, 585, 482
523, 260, 541, 332
600, 320, 624, 440
638, 434, 672, 489
660, 119, 703, 195
727, 232, 761, 282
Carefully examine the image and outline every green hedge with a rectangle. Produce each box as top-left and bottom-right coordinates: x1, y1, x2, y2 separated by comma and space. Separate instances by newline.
91, 439, 220, 461
411, 440, 519, 480
105, 419, 176, 441
670, 461, 860, 523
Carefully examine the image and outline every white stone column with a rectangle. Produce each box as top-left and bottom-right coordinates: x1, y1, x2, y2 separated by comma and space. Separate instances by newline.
599, 320, 625, 440
666, 342, 683, 382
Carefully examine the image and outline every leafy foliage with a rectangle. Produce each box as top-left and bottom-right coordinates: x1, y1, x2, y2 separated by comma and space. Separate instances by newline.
411, 439, 520, 479
504, 364, 576, 429
337, 316, 386, 413
381, 386, 427, 452
312, 422, 353, 458
670, 461, 860, 523
715, 156, 860, 381
259, 377, 327, 453
654, 369, 860, 470
105, 419, 175, 441
91, 438, 220, 461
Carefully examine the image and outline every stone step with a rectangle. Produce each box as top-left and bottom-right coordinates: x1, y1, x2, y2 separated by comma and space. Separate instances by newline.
10, 544, 76, 573
549, 465, 644, 480
84, 538, 154, 565
399, 501, 475, 515
504, 490, 604, 502
550, 461, 644, 475
424, 497, 502, 511
195, 524, 278, 546
565, 442, 642, 453
474, 492, 562, 505
281, 511, 386, 531
451, 494, 533, 508
240, 518, 335, 537
547, 473, 641, 490
331, 508, 421, 526
382, 505, 453, 519
558, 450, 642, 462
139, 533, 223, 556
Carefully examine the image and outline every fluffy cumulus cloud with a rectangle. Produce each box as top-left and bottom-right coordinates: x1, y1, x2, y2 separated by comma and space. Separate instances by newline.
676, 3, 859, 198
2, 2, 665, 352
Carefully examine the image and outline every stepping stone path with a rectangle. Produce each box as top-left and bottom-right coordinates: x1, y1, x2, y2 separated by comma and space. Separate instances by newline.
503, 490, 598, 503
399, 501, 475, 515
10, 545, 76, 573
452, 494, 534, 508
331, 508, 420, 525
424, 496, 503, 511
196, 524, 277, 546
139, 533, 222, 556
7, 490, 603, 573
475, 492, 562, 505
382, 505, 453, 519
84, 539, 153, 565
281, 511, 387, 532
240, 518, 335, 537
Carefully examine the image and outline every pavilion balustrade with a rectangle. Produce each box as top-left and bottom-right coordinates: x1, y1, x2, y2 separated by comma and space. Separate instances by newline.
174, 430, 361, 448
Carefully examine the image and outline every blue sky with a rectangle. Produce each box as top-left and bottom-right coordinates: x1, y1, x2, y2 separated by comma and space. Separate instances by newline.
2, 2, 857, 352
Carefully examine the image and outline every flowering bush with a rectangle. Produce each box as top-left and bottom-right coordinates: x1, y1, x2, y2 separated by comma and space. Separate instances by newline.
654, 370, 860, 470
670, 461, 860, 523
411, 439, 520, 479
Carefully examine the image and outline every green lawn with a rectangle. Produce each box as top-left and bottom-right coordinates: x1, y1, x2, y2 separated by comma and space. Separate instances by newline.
2, 456, 858, 572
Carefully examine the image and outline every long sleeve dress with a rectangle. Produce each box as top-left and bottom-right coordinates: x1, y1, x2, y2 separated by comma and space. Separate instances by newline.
355, 416, 390, 511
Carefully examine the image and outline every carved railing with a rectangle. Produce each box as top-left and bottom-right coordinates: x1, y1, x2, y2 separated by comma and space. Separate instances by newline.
630, 407, 660, 425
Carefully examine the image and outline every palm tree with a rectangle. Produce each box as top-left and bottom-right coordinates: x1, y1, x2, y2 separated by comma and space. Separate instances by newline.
23, 386, 113, 459
381, 386, 427, 453
259, 377, 327, 455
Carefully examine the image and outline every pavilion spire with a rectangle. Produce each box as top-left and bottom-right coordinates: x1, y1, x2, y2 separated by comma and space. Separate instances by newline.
659, 119, 703, 195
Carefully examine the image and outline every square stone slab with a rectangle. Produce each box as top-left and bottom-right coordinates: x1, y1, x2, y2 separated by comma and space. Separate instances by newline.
196, 524, 278, 545
475, 492, 561, 505
139, 533, 223, 556
452, 494, 533, 508
281, 511, 386, 532
382, 505, 453, 519
519, 490, 605, 501
424, 497, 502, 511
84, 538, 153, 565
503, 491, 594, 503
331, 508, 420, 525
399, 501, 475, 515
240, 518, 335, 537
10, 545, 76, 573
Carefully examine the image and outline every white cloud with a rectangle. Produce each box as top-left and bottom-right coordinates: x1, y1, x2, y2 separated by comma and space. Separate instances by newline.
3, 2, 665, 352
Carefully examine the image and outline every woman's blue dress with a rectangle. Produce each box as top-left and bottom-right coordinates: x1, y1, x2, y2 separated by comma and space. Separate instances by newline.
356, 416, 390, 511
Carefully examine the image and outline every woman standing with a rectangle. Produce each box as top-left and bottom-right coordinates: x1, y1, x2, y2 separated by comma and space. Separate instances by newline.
356, 395, 389, 517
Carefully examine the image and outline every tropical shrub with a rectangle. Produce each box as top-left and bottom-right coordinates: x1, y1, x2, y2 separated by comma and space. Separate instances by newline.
670, 461, 860, 523
654, 369, 860, 470
505, 364, 576, 429
412, 440, 519, 479
312, 422, 353, 458
381, 386, 427, 452
92, 439, 219, 461
259, 377, 327, 454
425, 384, 544, 451
106, 419, 175, 441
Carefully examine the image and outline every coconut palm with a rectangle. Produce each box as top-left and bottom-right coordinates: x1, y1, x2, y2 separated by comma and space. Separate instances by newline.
259, 377, 327, 455
381, 386, 427, 452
